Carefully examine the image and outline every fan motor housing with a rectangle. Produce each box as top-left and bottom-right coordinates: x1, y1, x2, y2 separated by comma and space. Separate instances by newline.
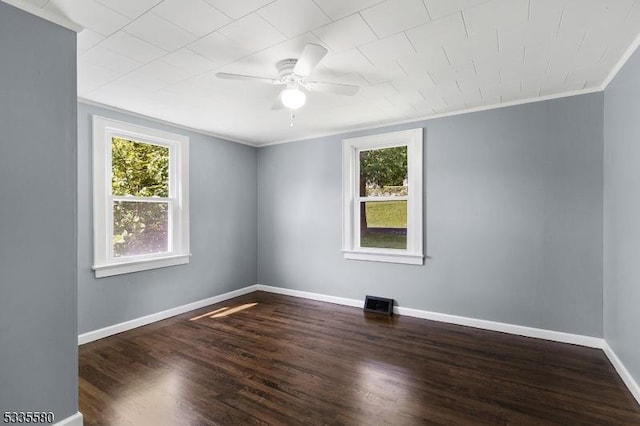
277, 58, 298, 80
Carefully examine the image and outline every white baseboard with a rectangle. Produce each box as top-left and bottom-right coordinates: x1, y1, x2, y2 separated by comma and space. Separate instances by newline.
78, 285, 259, 345
256, 284, 640, 404
54, 412, 83, 426
76, 282, 638, 408
79, 283, 604, 349
255, 284, 604, 348
256, 284, 364, 308
602, 342, 640, 406
394, 305, 604, 348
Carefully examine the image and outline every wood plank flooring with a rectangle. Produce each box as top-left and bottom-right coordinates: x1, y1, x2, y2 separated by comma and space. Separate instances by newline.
79, 291, 640, 425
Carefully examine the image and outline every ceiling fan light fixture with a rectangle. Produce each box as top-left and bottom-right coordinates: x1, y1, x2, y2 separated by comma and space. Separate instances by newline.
216, 43, 358, 118
281, 87, 306, 109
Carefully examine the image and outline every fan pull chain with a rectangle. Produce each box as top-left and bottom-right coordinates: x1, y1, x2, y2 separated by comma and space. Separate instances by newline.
290, 109, 295, 127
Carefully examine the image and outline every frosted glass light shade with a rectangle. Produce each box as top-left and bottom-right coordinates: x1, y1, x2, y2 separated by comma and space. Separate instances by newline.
281, 88, 306, 109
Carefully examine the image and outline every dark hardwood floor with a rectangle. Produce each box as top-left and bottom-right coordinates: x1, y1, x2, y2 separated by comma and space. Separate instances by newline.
79, 291, 640, 425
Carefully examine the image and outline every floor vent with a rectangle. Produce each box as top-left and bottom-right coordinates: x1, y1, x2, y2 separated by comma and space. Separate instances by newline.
364, 295, 394, 316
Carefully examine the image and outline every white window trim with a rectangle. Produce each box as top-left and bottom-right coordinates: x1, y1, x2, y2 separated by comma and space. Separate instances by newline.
342, 128, 423, 265
92, 116, 190, 278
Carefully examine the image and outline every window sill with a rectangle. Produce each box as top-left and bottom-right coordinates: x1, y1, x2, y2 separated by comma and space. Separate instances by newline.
93, 253, 191, 278
343, 250, 423, 265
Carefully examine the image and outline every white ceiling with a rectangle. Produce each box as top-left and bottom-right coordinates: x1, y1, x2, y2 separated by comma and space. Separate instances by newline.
17, 0, 640, 145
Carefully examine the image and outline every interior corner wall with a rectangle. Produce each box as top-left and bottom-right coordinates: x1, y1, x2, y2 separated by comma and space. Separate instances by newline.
257, 93, 604, 337
604, 46, 640, 386
77, 103, 258, 334
0, 2, 78, 420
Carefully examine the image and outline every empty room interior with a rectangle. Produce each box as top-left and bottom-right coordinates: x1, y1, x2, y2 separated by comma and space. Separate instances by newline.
2, 0, 640, 424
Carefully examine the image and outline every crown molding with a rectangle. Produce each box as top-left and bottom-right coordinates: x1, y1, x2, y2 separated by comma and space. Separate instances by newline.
600, 30, 640, 90
78, 98, 258, 147
1, 0, 82, 32
260, 87, 603, 147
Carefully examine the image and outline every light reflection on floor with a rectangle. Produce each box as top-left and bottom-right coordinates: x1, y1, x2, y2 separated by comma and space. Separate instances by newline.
111, 370, 183, 426
106, 301, 259, 425
353, 359, 411, 418
189, 302, 258, 321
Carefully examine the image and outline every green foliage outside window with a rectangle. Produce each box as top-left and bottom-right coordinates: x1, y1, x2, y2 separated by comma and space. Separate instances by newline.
112, 138, 169, 197
359, 146, 407, 195
111, 138, 170, 257
358, 146, 409, 249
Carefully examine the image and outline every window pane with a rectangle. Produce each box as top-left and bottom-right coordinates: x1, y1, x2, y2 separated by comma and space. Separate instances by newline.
113, 201, 169, 257
112, 137, 169, 197
360, 200, 407, 249
359, 146, 408, 197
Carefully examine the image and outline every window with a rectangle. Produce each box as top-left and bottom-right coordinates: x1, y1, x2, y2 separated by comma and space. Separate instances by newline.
342, 128, 423, 265
92, 116, 190, 278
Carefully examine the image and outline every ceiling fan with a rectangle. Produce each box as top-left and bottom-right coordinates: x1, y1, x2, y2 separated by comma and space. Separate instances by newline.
215, 43, 360, 112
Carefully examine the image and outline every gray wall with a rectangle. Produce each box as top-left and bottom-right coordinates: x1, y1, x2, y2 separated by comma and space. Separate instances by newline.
604, 48, 640, 384
258, 93, 604, 337
78, 103, 257, 333
0, 2, 78, 421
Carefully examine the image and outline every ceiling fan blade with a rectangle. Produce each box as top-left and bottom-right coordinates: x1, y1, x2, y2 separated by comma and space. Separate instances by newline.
293, 44, 328, 78
215, 72, 281, 85
304, 81, 360, 96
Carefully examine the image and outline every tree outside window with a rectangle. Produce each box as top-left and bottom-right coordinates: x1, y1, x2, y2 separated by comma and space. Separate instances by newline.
92, 116, 190, 278
111, 138, 170, 258
359, 146, 408, 249
342, 128, 423, 265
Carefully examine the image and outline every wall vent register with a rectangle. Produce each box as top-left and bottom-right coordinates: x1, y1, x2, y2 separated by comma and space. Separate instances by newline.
364, 295, 394, 316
